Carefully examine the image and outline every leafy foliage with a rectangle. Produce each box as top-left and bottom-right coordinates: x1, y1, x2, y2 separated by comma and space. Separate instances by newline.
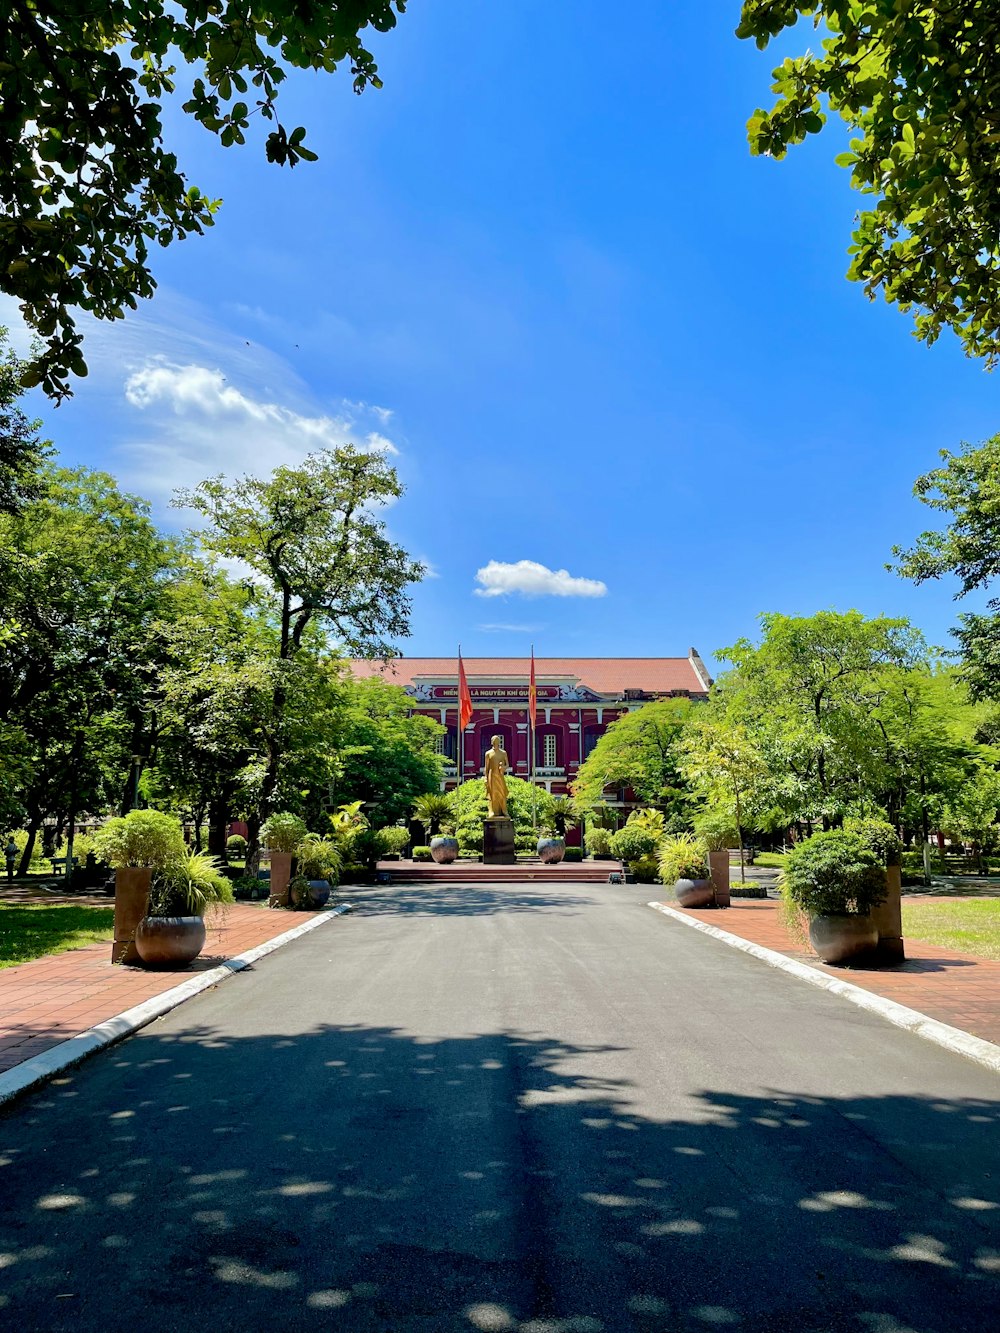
92, 810, 186, 869
412, 792, 453, 837
374, 826, 410, 856
448, 778, 555, 855
295, 834, 342, 883
891, 436, 1000, 700
260, 811, 307, 853
738, 2, 1000, 364
657, 833, 709, 885
783, 830, 887, 917
2, 2, 407, 399
572, 699, 694, 813
148, 849, 233, 918
609, 822, 660, 866
0, 333, 46, 514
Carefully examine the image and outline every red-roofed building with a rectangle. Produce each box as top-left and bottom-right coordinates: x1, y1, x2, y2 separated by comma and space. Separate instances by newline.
348, 653, 712, 811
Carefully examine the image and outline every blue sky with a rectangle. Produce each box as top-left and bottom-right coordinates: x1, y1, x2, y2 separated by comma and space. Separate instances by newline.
7, 1, 1000, 667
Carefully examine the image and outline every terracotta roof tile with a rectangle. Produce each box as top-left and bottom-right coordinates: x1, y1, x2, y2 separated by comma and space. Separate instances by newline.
349, 656, 710, 695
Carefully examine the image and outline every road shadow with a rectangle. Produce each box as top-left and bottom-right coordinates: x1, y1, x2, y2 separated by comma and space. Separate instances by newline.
1, 1017, 998, 1331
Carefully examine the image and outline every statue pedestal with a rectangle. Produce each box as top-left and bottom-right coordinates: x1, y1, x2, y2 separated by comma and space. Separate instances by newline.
483, 818, 515, 865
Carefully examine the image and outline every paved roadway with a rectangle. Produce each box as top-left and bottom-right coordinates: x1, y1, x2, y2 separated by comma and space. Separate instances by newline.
1, 882, 998, 1332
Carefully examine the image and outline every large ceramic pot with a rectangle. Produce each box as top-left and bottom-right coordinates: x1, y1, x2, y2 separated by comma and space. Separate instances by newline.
537, 837, 566, 865
673, 877, 716, 909
430, 836, 459, 864
808, 913, 878, 966
134, 915, 206, 969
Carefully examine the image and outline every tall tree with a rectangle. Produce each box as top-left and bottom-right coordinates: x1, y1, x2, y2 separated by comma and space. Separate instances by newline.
177, 445, 423, 864
0, 465, 180, 869
890, 435, 1000, 699
0, 330, 46, 513
738, 3, 1000, 364
571, 699, 694, 816
2, 1, 407, 400
715, 611, 927, 828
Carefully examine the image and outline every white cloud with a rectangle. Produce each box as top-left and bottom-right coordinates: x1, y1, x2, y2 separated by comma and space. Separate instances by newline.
474, 559, 608, 599
478, 622, 544, 633
120, 359, 398, 504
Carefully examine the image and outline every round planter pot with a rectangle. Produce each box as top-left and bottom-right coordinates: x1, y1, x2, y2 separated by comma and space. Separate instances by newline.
537, 837, 566, 865
808, 913, 878, 966
430, 836, 459, 864
673, 877, 716, 909
301, 880, 331, 909
134, 916, 206, 969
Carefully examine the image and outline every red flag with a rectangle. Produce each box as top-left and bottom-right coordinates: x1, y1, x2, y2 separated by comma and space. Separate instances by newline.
528, 647, 537, 730
458, 652, 473, 733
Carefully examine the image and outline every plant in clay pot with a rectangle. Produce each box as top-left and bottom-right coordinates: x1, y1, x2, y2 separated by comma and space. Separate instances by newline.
658, 833, 713, 908
782, 830, 886, 965
292, 834, 342, 908
260, 811, 308, 908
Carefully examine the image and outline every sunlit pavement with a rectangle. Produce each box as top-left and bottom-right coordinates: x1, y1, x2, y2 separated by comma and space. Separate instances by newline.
1, 880, 998, 1332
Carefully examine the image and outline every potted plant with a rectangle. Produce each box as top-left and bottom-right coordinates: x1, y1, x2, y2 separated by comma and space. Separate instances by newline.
291, 834, 342, 908
658, 833, 713, 908
93, 810, 188, 964
135, 850, 234, 967
783, 830, 886, 965
413, 792, 459, 864
537, 826, 566, 864
261, 811, 308, 908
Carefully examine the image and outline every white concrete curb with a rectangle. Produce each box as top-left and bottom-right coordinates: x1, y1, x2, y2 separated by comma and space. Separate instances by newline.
648, 901, 1000, 1076
0, 904, 353, 1107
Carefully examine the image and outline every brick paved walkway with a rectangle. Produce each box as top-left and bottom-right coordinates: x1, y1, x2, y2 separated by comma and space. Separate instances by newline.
678, 895, 1000, 1048
0, 903, 323, 1076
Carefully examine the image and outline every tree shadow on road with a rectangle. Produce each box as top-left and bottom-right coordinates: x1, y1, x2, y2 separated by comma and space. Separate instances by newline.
1, 1018, 998, 1332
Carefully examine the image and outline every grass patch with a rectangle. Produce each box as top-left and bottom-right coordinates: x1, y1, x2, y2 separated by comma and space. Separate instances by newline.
753, 852, 788, 869
0, 903, 115, 968
902, 899, 1000, 961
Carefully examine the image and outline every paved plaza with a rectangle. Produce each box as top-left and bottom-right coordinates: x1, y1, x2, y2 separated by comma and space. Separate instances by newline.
1, 880, 997, 1332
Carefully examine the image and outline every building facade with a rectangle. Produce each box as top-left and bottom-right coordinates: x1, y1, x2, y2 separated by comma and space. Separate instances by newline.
349, 653, 712, 809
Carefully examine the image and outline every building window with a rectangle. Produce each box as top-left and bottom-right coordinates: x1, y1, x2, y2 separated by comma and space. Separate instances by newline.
543, 733, 557, 768
434, 735, 447, 756
584, 726, 602, 757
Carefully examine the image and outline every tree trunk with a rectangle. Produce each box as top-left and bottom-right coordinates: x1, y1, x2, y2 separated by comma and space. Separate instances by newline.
207, 794, 229, 858
17, 808, 42, 876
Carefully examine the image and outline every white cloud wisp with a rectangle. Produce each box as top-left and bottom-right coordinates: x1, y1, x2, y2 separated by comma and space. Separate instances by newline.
474, 559, 608, 599
120, 360, 398, 504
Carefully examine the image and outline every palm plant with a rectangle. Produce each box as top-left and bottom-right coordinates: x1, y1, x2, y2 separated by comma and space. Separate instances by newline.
412, 792, 453, 837
550, 797, 579, 837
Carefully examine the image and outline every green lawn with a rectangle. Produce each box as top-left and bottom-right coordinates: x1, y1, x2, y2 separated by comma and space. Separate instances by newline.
752, 852, 788, 869
0, 903, 115, 968
902, 899, 1000, 961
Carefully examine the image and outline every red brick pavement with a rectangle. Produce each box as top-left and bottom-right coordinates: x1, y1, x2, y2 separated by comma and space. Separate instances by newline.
0, 903, 322, 1076
676, 895, 1000, 1049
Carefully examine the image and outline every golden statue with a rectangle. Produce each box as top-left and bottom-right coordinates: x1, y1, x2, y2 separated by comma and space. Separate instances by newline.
483, 735, 510, 819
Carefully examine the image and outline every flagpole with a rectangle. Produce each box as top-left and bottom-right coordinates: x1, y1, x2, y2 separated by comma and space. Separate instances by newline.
458, 644, 463, 790
530, 645, 537, 832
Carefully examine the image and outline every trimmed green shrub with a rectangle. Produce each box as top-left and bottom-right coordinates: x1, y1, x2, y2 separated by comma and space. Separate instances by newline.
226, 834, 246, 858
631, 853, 660, 884
783, 830, 886, 917
449, 777, 556, 853
412, 845, 432, 862
609, 824, 659, 865
261, 812, 308, 853
657, 833, 709, 884
93, 811, 186, 869
375, 826, 410, 857
843, 816, 902, 866
563, 846, 584, 863
585, 826, 612, 857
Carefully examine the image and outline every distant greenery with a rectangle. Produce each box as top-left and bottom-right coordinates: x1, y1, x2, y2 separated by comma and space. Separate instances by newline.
754, 852, 788, 870
0, 902, 113, 967
448, 778, 555, 855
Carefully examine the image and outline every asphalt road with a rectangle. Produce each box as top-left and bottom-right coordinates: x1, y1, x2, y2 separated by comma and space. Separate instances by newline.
1, 882, 998, 1333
